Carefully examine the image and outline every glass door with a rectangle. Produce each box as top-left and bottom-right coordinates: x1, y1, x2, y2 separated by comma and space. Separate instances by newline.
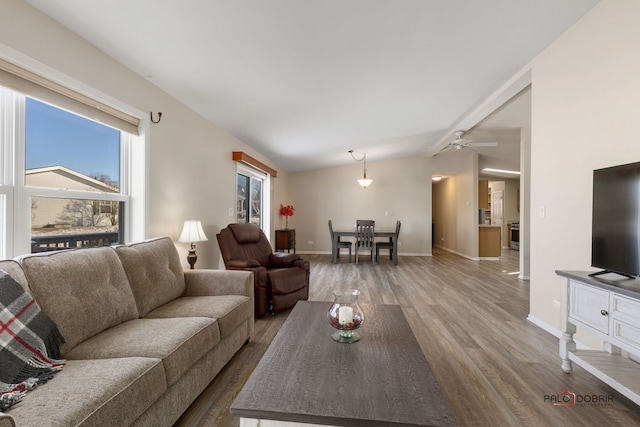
236, 169, 264, 228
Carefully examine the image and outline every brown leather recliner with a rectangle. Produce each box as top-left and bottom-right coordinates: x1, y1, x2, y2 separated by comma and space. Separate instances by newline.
216, 223, 310, 317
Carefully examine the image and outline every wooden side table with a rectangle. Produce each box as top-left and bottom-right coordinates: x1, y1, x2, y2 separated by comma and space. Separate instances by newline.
275, 229, 295, 253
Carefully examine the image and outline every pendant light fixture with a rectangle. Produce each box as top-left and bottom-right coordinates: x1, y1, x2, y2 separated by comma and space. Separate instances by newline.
349, 150, 373, 188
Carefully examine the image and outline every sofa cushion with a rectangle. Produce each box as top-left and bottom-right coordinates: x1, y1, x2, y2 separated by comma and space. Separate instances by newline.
145, 295, 252, 338
0, 260, 29, 295
18, 247, 139, 355
63, 317, 220, 386
0, 270, 65, 407
4, 357, 165, 427
114, 237, 186, 317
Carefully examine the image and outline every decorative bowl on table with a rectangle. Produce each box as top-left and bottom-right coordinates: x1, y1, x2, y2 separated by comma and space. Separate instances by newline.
327, 289, 365, 343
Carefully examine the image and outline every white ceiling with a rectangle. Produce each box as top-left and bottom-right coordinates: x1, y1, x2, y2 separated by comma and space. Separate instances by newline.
432, 85, 531, 179
25, 0, 599, 173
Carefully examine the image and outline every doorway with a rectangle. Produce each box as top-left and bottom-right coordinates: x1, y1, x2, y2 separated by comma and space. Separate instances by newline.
491, 190, 504, 229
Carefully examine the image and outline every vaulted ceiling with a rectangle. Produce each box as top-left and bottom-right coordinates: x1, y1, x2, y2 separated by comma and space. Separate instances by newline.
26, 0, 599, 172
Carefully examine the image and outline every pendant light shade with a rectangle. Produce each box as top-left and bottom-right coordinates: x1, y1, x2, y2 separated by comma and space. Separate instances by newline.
357, 177, 373, 188
349, 150, 373, 188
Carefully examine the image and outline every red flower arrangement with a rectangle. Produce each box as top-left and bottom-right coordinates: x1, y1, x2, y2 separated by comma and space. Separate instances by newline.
279, 204, 295, 229
279, 204, 295, 217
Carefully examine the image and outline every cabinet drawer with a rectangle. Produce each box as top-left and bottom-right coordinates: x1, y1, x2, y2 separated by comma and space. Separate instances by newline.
612, 295, 640, 325
613, 319, 640, 351
569, 280, 610, 334
275, 229, 296, 252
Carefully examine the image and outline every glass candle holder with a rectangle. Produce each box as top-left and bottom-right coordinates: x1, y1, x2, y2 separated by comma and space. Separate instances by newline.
327, 289, 365, 343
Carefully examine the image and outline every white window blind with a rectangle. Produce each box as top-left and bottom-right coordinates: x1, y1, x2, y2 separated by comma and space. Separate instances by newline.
0, 58, 139, 135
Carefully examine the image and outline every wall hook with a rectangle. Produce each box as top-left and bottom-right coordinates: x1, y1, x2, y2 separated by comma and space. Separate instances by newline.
150, 111, 163, 124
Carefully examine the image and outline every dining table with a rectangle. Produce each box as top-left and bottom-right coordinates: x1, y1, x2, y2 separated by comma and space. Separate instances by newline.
331, 228, 399, 265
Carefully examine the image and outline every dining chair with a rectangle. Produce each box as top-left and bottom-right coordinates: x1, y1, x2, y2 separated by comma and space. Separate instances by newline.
355, 219, 375, 264
376, 220, 401, 263
328, 220, 352, 262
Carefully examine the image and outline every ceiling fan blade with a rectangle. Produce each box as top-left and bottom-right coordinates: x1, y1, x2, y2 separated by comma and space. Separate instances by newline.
468, 142, 498, 147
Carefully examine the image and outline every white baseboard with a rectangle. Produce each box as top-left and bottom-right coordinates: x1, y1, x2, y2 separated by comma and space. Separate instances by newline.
434, 245, 479, 261
294, 251, 432, 256
436, 245, 503, 261
527, 314, 561, 338
527, 314, 589, 350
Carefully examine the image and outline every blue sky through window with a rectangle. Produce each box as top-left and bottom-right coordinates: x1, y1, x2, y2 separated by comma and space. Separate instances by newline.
25, 98, 120, 185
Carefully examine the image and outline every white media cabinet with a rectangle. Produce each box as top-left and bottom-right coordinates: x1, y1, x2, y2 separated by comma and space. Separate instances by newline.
556, 270, 640, 405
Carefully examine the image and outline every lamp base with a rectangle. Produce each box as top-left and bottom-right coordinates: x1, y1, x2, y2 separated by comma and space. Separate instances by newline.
187, 245, 197, 270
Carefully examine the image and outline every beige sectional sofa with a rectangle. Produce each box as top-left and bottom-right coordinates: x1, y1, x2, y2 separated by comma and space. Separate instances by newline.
0, 237, 254, 427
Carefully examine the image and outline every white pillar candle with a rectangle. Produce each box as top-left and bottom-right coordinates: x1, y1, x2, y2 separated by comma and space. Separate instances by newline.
338, 306, 354, 325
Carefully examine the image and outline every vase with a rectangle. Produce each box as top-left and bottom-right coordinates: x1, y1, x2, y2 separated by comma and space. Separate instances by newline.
285, 216, 289, 230
327, 289, 365, 343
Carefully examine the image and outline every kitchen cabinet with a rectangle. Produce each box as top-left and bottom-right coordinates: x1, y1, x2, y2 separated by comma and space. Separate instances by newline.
479, 226, 501, 257
479, 180, 489, 209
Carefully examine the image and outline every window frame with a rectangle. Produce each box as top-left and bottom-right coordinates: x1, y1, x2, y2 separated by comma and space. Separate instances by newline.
0, 88, 15, 258
236, 163, 271, 237
0, 85, 145, 257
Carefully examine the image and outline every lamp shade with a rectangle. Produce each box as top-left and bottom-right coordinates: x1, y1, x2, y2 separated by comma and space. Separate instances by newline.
349, 150, 372, 189
357, 178, 373, 188
178, 220, 208, 243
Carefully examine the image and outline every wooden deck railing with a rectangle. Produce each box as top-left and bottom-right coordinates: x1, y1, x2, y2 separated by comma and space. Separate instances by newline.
31, 232, 120, 253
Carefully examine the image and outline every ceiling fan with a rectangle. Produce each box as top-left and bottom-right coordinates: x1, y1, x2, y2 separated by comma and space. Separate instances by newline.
438, 131, 498, 154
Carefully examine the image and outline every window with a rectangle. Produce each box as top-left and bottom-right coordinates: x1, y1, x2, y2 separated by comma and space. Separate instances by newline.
25, 98, 121, 191
29, 196, 124, 252
0, 194, 6, 259
0, 79, 144, 257
25, 98, 126, 252
236, 163, 270, 234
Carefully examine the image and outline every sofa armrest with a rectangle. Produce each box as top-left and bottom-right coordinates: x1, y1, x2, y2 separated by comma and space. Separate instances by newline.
183, 269, 254, 299
0, 413, 16, 427
227, 258, 261, 268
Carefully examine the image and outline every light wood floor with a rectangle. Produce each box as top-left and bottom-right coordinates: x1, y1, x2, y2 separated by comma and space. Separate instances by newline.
175, 248, 640, 427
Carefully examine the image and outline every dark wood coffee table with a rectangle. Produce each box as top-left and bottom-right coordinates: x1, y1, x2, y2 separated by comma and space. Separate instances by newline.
231, 301, 457, 427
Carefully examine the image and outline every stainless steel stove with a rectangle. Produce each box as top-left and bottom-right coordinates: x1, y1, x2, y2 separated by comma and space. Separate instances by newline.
510, 222, 520, 251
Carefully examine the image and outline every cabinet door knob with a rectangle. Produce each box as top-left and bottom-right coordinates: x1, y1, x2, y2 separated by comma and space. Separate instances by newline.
601, 309, 609, 316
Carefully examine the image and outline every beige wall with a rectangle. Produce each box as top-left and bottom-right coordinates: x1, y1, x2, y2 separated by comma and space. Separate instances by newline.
529, 0, 640, 345
520, 128, 531, 280
432, 177, 458, 253
432, 152, 479, 258
454, 154, 479, 258
289, 155, 432, 256
0, 0, 288, 269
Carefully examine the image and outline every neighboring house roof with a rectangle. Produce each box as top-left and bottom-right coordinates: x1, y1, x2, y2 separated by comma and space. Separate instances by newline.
25, 166, 119, 193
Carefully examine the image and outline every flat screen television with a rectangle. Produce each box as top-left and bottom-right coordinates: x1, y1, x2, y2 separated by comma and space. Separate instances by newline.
591, 161, 640, 278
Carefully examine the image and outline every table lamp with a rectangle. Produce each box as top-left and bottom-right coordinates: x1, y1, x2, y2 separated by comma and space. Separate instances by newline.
178, 220, 208, 269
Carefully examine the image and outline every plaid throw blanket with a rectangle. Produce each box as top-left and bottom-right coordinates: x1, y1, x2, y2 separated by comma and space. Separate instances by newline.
0, 269, 65, 411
